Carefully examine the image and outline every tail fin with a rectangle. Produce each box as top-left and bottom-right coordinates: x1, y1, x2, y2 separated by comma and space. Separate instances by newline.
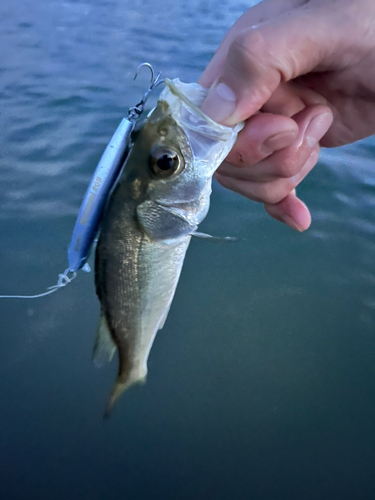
103, 369, 147, 418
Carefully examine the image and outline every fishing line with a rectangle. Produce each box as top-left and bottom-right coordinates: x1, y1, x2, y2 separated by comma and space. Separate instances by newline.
0, 268, 79, 299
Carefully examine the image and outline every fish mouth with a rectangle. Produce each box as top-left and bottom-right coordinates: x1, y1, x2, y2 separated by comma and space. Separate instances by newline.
161, 78, 244, 143
164, 78, 220, 129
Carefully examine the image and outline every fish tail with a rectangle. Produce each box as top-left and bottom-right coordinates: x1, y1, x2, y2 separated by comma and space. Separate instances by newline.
103, 382, 127, 418
103, 369, 147, 418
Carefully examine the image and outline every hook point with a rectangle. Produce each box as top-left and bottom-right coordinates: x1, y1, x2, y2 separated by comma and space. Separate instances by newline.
134, 62, 155, 85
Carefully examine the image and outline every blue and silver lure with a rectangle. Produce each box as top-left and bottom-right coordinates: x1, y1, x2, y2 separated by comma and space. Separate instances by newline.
0, 63, 163, 299
68, 63, 163, 274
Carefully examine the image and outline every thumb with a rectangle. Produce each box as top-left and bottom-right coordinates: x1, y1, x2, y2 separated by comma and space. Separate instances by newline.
200, 6, 340, 126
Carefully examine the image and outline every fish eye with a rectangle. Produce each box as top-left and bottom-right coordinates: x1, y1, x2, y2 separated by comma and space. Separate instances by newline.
149, 147, 183, 178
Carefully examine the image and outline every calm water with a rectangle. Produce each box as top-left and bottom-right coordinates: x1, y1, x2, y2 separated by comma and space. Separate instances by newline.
1, 1, 375, 499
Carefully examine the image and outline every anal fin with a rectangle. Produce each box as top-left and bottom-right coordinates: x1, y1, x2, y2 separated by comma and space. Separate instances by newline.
92, 312, 117, 367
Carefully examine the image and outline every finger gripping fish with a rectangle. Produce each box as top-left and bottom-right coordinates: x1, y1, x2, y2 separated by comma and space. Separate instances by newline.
94, 78, 242, 415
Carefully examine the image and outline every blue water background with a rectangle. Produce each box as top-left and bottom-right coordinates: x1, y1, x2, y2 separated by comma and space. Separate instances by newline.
1, 0, 375, 498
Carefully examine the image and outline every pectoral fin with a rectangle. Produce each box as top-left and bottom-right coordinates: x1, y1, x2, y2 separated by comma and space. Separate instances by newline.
192, 231, 238, 242
137, 200, 197, 241
92, 312, 117, 367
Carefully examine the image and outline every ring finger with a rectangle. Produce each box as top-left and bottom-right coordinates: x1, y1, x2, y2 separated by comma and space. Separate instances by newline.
215, 146, 319, 205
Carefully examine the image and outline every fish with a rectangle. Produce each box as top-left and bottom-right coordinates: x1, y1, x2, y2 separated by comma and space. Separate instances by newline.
94, 78, 242, 415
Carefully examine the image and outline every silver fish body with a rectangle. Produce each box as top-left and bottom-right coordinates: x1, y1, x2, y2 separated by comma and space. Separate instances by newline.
95, 199, 191, 413
94, 79, 242, 414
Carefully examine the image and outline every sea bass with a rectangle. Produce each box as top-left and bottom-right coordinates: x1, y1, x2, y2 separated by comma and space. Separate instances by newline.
94, 79, 242, 414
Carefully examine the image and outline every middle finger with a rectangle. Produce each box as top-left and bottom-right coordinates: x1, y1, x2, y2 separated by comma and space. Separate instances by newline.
219, 104, 331, 182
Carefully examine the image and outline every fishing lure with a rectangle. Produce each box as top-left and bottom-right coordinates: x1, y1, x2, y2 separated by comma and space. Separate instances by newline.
0, 63, 163, 299
68, 63, 164, 273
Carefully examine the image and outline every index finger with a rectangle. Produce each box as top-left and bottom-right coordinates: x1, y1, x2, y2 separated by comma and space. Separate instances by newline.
199, 0, 308, 88
200, 5, 342, 126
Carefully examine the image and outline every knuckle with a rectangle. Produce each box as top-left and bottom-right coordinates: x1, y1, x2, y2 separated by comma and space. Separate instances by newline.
236, 150, 247, 166
227, 135, 264, 167
228, 28, 267, 70
276, 155, 301, 178
233, 28, 266, 58
235, 147, 262, 167
227, 148, 247, 166
258, 183, 283, 205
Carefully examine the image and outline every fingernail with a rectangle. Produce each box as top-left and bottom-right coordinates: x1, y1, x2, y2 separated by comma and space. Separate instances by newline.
200, 82, 237, 124
262, 130, 298, 154
305, 112, 333, 148
281, 214, 304, 232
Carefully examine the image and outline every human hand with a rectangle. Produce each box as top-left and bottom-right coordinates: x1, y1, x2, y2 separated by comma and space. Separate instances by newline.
199, 0, 375, 230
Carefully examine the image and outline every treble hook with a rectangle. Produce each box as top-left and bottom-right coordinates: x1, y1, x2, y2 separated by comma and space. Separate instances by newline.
134, 62, 164, 89
128, 62, 164, 121
134, 62, 155, 85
